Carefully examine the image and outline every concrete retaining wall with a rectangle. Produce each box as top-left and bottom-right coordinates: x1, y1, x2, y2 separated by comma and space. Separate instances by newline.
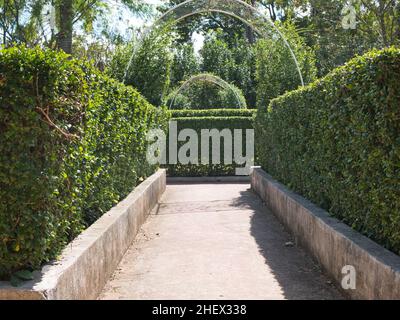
251, 167, 400, 300
0, 169, 166, 300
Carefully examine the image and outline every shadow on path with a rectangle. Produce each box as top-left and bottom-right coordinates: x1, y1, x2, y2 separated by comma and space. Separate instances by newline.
232, 188, 344, 300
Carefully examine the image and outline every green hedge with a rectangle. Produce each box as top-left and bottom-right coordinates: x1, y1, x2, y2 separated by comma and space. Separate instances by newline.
0, 46, 169, 278
169, 109, 256, 118
255, 47, 400, 254
166, 116, 254, 177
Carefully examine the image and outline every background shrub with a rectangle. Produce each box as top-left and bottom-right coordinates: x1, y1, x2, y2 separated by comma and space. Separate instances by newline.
201, 30, 257, 108
0, 46, 169, 278
108, 28, 174, 106
255, 47, 400, 254
255, 20, 317, 109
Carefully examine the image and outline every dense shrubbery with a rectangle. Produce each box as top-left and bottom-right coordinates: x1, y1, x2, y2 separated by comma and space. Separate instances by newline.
255, 48, 400, 254
0, 46, 169, 278
166, 114, 254, 177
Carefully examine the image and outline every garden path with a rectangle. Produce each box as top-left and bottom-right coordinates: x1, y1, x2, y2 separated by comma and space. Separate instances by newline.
99, 182, 344, 300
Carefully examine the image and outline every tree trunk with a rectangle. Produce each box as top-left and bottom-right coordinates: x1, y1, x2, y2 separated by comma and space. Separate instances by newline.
396, 4, 400, 43
245, 25, 255, 44
245, 0, 257, 44
3, 0, 8, 46
390, 2, 399, 45
268, 3, 277, 22
57, 0, 73, 54
378, 0, 388, 47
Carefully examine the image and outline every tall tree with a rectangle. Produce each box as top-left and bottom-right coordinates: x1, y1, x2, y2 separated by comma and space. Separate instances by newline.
55, 0, 150, 53
0, 0, 45, 47
359, 0, 400, 47
0, 0, 154, 52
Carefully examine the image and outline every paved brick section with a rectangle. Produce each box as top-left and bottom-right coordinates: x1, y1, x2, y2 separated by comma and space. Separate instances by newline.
99, 183, 344, 300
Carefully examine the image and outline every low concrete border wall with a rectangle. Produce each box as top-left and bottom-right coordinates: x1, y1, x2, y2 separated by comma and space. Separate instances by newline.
0, 169, 166, 300
251, 167, 400, 300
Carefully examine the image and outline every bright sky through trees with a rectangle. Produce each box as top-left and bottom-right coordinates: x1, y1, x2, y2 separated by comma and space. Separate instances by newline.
94, 0, 204, 51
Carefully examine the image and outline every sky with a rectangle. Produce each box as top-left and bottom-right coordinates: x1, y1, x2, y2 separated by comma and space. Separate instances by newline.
101, 0, 205, 52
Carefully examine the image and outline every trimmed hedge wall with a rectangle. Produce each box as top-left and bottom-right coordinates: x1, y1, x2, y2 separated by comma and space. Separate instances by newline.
255, 48, 400, 254
0, 46, 169, 278
170, 109, 256, 118
166, 116, 254, 177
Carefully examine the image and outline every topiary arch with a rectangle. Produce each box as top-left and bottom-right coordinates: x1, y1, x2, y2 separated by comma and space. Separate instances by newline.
168, 73, 246, 109
123, 0, 304, 87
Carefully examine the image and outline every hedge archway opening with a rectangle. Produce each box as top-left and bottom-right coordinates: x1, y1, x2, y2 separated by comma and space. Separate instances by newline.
168, 73, 246, 109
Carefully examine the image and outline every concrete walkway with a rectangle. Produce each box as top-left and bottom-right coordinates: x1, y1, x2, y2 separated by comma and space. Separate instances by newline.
99, 183, 344, 300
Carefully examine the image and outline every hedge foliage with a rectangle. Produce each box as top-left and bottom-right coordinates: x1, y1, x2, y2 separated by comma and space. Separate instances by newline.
166, 116, 254, 177
255, 48, 400, 254
0, 46, 169, 278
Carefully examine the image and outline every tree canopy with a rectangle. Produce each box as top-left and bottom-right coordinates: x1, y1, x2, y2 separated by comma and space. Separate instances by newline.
1, 0, 398, 107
